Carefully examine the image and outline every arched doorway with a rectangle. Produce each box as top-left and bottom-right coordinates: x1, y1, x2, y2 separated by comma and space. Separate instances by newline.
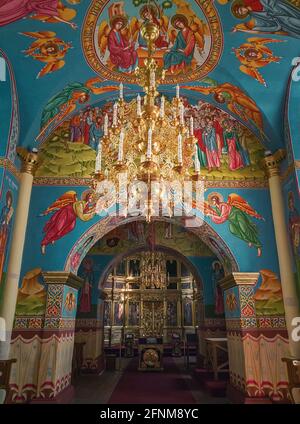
99, 246, 203, 350
72, 220, 230, 401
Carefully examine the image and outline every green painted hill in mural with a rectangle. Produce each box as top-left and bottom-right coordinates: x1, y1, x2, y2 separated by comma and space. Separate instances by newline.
36, 133, 96, 178
15, 268, 46, 316
254, 269, 285, 316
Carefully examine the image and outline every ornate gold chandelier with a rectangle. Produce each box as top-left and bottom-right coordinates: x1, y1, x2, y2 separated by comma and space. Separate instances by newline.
140, 251, 167, 290
93, 22, 201, 222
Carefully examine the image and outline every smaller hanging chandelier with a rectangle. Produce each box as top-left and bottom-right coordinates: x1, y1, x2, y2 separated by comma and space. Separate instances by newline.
140, 251, 167, 290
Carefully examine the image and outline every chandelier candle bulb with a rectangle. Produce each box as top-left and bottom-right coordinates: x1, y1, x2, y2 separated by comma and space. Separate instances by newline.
137, 94, 142, 116
190, 117, 194, 136
160, 96, 165, 118
104, 113, 108, 136
176, 84, 180, 99
95, 141, 102, 172
113, 103, 118, 126
178, 133, 183, 164
119, 82, 123, 100
118, 130, 124, 162
147, 127, 153, 159
179, 103, 185, 125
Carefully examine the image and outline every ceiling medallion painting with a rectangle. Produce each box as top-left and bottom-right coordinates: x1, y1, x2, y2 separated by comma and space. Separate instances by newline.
82, 0, 223, 84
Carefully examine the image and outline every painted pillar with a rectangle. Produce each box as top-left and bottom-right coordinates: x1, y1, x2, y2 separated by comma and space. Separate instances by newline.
263, 150, 300, 358
220, 273, 290, 403
0, 148, 38, 360
32, 272, 83, 403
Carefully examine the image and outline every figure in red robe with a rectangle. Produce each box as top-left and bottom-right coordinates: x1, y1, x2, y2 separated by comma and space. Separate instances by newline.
79, 258, 94, 314
40, 191, 96, 254
0, 0, 77, 29
139, 4, 168, 49
108, 16, 138, 73
212, 114, 224, 158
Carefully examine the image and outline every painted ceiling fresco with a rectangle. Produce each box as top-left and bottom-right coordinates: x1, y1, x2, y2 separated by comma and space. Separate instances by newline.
0, 0, 300, 158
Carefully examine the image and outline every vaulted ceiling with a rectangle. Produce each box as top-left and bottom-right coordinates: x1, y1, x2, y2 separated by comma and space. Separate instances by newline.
1, 0, 300, 159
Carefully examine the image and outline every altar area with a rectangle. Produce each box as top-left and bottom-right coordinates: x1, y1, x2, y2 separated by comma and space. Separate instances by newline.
102, 250, 201, 350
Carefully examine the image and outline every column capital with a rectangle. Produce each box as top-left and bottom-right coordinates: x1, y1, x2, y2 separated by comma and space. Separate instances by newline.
219, 272, 260, 291
262, 149, 286, 178
16, 147, 39, 176
42, 271, 83, 290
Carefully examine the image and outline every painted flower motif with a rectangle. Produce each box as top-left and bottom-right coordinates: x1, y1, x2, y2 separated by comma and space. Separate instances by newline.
226, 292, 238, 312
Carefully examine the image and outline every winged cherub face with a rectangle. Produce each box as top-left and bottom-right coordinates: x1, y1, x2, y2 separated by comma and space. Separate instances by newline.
78, 92, 90, 104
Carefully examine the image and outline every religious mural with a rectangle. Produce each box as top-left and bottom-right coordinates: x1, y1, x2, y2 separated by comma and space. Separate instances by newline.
0, 190, 14, 282
182, 79, 264, 135
89, 221, 215, 257
218, 0, 300, 37
286, 189, 300, 299
15, 268, 46, 316
0, 172, 18, 304
36, 78, 118, 144
63, 286, 77, 318
35, 97, 265, 180
212, 260, 225, 315
253, 269, 284, 316
78, 257, 94, 314
21, 31, 73, 79
82, 0, 223, 83
203, 192, 264, 256
0, 0, 80, 29
233, 37, 285, 86
39, 190, 96, 254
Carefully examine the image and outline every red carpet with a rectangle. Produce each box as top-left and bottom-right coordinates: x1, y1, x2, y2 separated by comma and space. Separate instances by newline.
108, 357, 196, 404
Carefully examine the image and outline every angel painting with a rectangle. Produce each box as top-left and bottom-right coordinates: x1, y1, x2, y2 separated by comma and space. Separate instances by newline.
40, 190, 96, 255
136, 4, 169, 49
203, 192, 264, 257
233, 38, 284, 86
98, 14, 138, 73
37, 78, 118, 141
182, 79, 264, 131
21, 31, 72, 78
163, 14, 196, 74
0, 0, 79, 29
231, 0, 300, 38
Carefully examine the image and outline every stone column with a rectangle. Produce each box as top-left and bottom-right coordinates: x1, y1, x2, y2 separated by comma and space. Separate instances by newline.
0, 148, 38, 360
33, 272, 83, 403
263, 150, 300, 358
220, 273, 260, 403
220, 273, 290, 403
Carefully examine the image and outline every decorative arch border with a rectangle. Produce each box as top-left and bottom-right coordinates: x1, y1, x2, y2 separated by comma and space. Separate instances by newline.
64, 215, 239, 275
81, 0, 223, 85
0, 48, 20, 164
